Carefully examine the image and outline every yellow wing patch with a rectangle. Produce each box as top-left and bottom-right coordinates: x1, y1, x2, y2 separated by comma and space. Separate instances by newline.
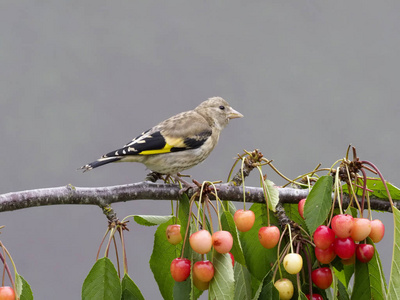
139, 136, 186, 155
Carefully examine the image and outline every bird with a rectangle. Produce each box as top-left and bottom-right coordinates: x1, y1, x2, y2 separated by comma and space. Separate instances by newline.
80, 97, 243, 180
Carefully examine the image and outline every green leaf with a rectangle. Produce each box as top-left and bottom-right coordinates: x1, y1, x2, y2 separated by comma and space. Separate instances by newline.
82, 257, 121, 300
240, 203, 278, 281
173, 279, 192, 300
209, 252, 235, 300
283, 203, 308, 231
179, 194, 192, 257
121, 273, 145, 300
366, 238, 386, 300
336, 280, 350, 300
133, 215, 172, 226
15, 274, 33, 300
351, 259, 371, 300
233, 262, 252, 300
304, 175, 333, 235
262, 179, 280, 212
388, 206, 400, 300
149, 219, 178, 300
343, 178, 400, 200
333, 263, 354, 289
298, 291, 308, 300
221, 210, 246, 265
252, 270, 279, 300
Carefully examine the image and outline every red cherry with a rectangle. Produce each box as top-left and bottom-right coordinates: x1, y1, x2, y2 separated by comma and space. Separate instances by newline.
233, 209, 255, 232
331, 214, 354, 238
193, 261, 215, 282
311, 267, 333, 289
369, 219, 385, 243
0, 286, 16, 300
356, 244, 375, 263
212, 230, 233, 254
313, 225, 335, 250
306, 294, 323, 300
166, 224, 182, 245
258, 226, 280, 249
298, 198, 306, 219
190, 230, 212, 254
170, 258, 191, 282
315, 244, 336, 264
333, 237, 356, 259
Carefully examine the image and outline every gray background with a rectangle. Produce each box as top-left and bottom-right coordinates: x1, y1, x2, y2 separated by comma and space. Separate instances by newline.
1, 1, 399, 299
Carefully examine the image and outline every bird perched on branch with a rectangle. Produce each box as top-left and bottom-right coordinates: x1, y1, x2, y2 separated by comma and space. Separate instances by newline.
80, 97, 243, 179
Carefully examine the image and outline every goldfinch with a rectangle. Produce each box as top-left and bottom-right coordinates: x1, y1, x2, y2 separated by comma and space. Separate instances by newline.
80, 97, 243, 175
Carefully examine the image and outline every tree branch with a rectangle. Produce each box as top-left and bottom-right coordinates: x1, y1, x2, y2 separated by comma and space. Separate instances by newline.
0, 182, 398, 213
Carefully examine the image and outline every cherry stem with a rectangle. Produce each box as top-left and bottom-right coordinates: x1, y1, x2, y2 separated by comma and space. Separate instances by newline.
0, 251, 14, 292
361, 160, 394, 208
104, 226, 117, 258
112, 234, 120, 278
97, 228, 110, 260
181, 195, 196, 259
205, 198, 214, 234
241, 157, 247, 210
345, 165, 362, 212
359, 168, 369, 217
118, 227, 128, 275
287, 224, 294, 253
208, 200, 223, 230
257, 166, 270, 226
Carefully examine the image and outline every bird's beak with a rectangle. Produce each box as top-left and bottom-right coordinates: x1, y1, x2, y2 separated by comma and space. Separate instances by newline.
228, 108, 244, 119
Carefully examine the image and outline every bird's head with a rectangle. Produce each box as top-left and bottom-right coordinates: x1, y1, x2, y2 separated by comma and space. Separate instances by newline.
195, 97, 243, 130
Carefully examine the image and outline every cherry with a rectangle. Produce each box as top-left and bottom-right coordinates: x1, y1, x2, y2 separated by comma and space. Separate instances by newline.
298, 198, 306, 219
313, 225, 335, 250
331, 214, 354, 238
0, 286, 15, 300
193, 271, 210, 290
212, 230, 233, 254
193, 260, 215, 282
166, 224, 182, 245
311, 267, 333, 289
369, 219, 385, 243
350, 218, 371, 242
170, 258, 191, 282
283, 253, 303, 275
229, 252, 235, 267
190, 230, 212, 254
233, 209, 255, 232
356, 244, 375, 263
274, 278, 294, 300
333, 237, 356, 259
306, 294, 323, 300
258, 226, 280, 249
315, 244, 336, 264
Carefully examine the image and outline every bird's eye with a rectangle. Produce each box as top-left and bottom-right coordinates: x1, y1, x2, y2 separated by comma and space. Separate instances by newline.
219, 105, 225, 110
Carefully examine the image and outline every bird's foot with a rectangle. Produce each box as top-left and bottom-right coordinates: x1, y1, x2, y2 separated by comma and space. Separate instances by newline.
145, 172, 164, 183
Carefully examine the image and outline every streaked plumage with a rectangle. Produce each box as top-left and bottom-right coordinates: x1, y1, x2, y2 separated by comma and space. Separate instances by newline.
80, 97, 243, 175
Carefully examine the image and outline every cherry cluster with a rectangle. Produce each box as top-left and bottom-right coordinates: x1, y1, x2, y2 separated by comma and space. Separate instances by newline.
298, 200, 385, 299
167, 224, 234, 290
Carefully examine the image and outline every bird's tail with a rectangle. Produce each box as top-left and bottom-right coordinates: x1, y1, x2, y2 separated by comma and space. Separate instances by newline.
80, 156, 122, 172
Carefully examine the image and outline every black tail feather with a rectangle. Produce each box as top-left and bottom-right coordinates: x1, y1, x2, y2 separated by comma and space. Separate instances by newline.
80, 157, 121, 172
